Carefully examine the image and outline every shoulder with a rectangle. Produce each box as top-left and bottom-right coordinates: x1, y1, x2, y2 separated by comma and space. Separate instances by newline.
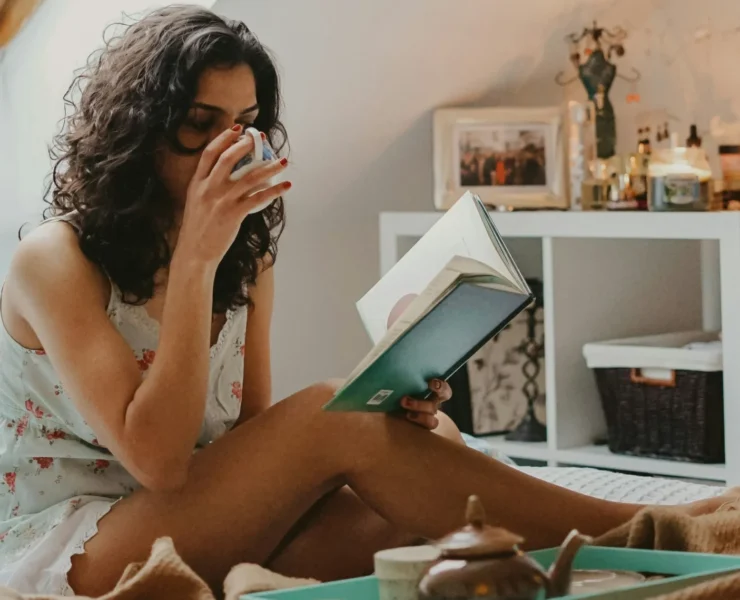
7, 221, 109, 310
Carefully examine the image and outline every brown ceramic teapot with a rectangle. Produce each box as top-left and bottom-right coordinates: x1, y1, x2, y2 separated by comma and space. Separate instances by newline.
418, 496, 591, 600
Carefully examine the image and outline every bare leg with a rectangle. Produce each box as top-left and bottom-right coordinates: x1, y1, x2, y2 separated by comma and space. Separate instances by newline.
267, 413, 463, 580
433, 410, 465, 444
266, 487, 412, 581
70, 382, 643, 595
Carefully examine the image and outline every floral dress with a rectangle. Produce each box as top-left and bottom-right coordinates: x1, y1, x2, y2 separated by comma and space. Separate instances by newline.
0, 280, 247, 595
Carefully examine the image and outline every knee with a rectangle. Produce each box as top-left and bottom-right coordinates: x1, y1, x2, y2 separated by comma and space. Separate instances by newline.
434, 412, 464, 444
322, 378, 345, 394
302, 379, 344, 407
279, 380, 346, 419
295, 380, 390, 435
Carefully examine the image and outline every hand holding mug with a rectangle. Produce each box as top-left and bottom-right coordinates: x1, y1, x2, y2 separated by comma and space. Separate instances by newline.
178, 126, 290, 266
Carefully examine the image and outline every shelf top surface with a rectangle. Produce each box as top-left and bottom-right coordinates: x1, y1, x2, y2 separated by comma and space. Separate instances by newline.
380, 210, 740, 240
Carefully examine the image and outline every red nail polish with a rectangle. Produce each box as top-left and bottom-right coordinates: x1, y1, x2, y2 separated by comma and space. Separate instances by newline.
280, 157, 288, 166
282, 181, 292, 190
232, 125, 241, 132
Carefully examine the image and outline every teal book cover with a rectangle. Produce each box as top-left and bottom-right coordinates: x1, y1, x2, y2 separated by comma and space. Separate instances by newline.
323, 280, 531, 412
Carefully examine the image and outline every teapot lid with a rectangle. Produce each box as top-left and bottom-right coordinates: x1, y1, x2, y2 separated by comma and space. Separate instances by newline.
435, 496, 524, 558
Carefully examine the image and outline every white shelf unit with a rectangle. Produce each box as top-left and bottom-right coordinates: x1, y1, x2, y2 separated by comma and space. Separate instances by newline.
379, 211, 740, 484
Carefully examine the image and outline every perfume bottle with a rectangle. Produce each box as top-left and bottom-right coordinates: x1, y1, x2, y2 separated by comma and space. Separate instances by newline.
686, 124, 702, 148
643, 127, 652, 155
627, 153, 649, 211
632, 127, 651, 210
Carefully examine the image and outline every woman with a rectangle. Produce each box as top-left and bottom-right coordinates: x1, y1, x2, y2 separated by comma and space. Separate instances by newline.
0, 5, 728, 597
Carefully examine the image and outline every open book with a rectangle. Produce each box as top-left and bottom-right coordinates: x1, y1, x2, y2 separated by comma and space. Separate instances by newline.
322, 192, 533, 412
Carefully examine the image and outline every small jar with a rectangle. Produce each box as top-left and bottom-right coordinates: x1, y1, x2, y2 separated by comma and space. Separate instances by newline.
581, 179, 611, 210
726, 191, 740, 211
648, 147, 713, 211
719, 145, 740, 193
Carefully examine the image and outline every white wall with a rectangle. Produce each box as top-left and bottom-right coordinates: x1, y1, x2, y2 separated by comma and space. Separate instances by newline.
3, 0, 740, 402
211, 0, 740, 400
0, 0, 214, 272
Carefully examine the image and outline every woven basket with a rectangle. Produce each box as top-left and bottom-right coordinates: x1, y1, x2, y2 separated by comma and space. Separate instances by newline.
594, 367, 724, 463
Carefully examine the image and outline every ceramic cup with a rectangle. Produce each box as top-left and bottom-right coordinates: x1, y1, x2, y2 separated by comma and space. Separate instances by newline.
229, 126, 280, 214
374, 545, 441, 600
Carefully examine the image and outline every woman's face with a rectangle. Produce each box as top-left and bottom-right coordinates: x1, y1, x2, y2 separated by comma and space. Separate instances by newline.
156, 63, 259, 207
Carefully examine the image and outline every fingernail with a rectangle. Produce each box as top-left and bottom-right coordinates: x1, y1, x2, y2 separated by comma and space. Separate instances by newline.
282, 181, 292, 190
432, 379, 442, 391
232, 124, 242, 132
261, 132, 267, 140
280, 157, 288, 166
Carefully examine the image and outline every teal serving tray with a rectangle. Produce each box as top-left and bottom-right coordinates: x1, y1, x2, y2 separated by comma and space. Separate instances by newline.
242, 547, 740, 600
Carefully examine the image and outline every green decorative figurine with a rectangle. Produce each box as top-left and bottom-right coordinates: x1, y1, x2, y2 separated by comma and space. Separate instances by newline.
556, 21, 640, 160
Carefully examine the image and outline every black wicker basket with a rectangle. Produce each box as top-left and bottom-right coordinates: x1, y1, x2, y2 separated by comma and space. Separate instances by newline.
594, 367, 724, 463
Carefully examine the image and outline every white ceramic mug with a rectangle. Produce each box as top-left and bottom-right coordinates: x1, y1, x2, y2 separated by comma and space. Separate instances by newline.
229, 126, 281, 214
374, 546, 440, 600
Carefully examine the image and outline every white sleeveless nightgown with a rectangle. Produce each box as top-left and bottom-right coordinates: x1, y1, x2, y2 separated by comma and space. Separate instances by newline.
0, 276, 247, 594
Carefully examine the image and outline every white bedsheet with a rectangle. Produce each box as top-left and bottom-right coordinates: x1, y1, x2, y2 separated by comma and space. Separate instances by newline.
520, 466, 724, 505
461, 434, 725, 505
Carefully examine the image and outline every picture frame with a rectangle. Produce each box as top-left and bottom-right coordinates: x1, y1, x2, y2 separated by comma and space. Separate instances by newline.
433, 107, 568, 211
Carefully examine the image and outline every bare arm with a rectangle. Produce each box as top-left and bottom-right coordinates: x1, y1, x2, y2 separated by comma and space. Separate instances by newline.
236, 264, 274, 425
8, 128, 289, 491
10, 226, 215, 491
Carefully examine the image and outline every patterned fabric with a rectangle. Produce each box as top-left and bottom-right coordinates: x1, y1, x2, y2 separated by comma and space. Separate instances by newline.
466, 307, 546, 435
0, 282, 247, 594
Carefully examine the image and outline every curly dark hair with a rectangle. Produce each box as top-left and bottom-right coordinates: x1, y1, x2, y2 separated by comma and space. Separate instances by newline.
44, 4, 286, 313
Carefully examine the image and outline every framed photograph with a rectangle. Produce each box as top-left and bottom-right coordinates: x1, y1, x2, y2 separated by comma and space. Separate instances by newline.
433, 107, 568, 210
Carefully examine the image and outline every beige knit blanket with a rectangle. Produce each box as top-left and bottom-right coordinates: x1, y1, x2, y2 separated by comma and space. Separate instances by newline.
596, 500, 740, 599
0, 537, 317, 600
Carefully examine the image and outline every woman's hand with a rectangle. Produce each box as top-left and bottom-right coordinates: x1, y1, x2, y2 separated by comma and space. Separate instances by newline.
400, 378, 452, 430
178, 126, 290, 266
